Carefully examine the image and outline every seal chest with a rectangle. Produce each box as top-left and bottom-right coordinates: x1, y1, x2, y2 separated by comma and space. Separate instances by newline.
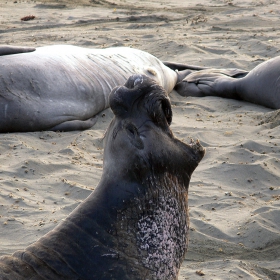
115, 173, 189, 279
136, 175, 189, 279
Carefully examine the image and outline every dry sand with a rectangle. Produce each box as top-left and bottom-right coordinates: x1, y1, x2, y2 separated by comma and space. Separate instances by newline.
0, 0, 280, 279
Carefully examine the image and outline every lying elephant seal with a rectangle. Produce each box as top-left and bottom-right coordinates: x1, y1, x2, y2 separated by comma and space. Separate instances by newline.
0, 45, 189, 133
166, 57, 280, 109
0, 74, 205, 280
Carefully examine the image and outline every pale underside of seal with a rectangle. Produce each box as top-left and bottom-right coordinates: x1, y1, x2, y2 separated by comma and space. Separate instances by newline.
0, 45, 182, 132
164, 56, 280, 109
0, 74, 205, 280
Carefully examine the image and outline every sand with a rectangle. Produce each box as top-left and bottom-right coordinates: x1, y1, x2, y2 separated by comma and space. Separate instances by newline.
0, 0, 280, 279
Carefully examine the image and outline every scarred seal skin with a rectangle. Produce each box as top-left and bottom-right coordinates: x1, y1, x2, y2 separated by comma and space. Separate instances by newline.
165, 57, 280, 109
0, 45, 186, 133
0, 74, 205, 280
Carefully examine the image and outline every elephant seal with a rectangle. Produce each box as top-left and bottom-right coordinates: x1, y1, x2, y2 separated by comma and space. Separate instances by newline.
0, 44, 189, 133
0, 74, 205, 280
167, 57, 280, 109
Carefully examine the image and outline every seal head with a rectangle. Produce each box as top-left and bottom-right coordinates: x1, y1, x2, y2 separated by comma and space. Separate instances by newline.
106, 74, 204, 181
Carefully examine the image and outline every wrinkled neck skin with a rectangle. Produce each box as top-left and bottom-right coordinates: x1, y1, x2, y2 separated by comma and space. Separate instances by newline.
92, 118, 195, 279
66, 154, 190, 279
95, 157, 190, 280
117, 172, 189, 280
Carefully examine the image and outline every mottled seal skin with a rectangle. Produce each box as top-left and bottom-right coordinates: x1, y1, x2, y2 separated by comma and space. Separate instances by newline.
169, 57, 280, 109
0, 45, 183, 133
0, 74, 205, 280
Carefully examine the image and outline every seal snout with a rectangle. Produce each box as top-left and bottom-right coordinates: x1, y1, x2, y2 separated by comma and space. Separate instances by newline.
123, 73, 145, 88
109, 74, 172, 125
109, 74, 144, 117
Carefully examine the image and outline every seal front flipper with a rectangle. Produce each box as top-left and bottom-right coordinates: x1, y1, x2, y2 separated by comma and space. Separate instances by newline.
49, 116, 99, 132
0, 45, 36, 56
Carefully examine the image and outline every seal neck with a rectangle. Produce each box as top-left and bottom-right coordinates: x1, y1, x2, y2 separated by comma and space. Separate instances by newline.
112, 171, 189, 279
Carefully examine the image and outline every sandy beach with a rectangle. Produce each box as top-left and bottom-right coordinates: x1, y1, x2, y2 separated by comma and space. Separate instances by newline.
0, 0, 280, 279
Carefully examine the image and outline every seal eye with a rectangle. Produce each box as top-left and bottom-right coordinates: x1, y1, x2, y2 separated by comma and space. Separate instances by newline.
125, 123, 144, 150
126, 123, 137, 136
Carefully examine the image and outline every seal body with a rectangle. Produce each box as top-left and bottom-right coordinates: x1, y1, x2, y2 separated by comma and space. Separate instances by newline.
0, 45, 178, 132
0, 74, 205, 280
170, 57, 280, 109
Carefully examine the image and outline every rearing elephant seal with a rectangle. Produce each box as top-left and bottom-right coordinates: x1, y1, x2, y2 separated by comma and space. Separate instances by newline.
0, 45, 189, 133
0, 74, 205, 280
165, 57, 280, 109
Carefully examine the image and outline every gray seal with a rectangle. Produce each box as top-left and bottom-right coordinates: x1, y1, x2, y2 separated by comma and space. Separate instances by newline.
0, 74, 205, 280
0, 45, 188, 132
165, 57, 280, 109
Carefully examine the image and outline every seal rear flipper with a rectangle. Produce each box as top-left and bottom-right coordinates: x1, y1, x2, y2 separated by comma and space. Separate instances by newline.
164, 63, 248, 84
163, 62, 248, 77
175, 69, 243, 99
209, 68, 248, 78
0, 45, 36, 56
49, 116, 99, 132
175, 80, 206, 97
163, 61, 210, 71
175, 70, 227, 97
